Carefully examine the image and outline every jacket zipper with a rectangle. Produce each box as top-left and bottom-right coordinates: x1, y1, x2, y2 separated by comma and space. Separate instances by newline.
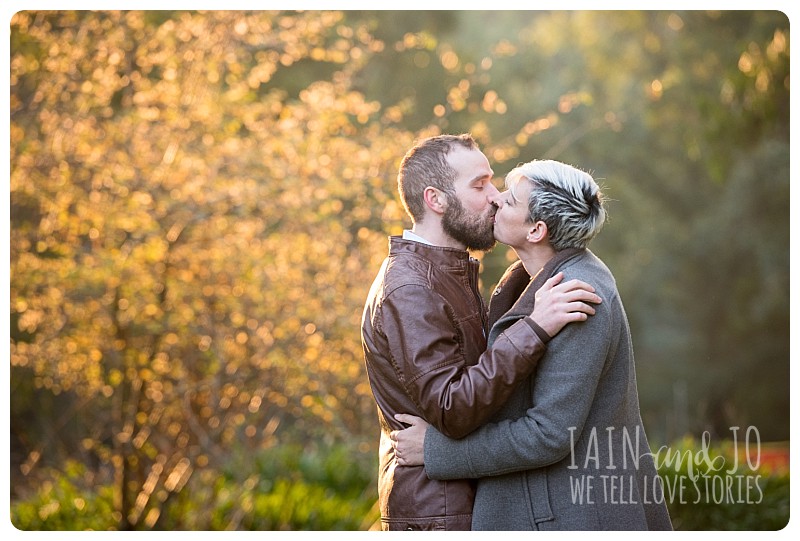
468, 258, 487, 337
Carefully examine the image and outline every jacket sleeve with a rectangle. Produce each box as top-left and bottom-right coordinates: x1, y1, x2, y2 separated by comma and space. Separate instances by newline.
423, 290, 616, 479
380, 283, 548, 439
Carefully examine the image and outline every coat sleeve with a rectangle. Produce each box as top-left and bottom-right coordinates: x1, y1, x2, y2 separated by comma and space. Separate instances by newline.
379, 283, 548, 439
423, 289, 617, 479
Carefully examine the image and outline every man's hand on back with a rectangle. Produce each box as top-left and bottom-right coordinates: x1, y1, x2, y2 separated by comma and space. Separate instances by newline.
390, 414, 429, 466
531, 272, 601, 338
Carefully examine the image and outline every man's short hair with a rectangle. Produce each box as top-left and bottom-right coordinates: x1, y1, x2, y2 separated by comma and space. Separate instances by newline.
507, 160, 606, 251
397, 134, 477, 224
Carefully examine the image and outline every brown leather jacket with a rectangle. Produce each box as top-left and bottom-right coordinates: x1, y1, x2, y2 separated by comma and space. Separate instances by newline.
361, 237, 549, 530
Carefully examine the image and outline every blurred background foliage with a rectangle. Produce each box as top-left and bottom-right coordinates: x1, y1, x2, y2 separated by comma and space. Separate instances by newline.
9, 10, 789, 530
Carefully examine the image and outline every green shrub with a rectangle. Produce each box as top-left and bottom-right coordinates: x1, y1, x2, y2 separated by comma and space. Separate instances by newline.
11, 444, 379, 531
177, 443, 379, 530
655, 437, 789, 530
19, 437, 787, 531
10, 461, 118, 531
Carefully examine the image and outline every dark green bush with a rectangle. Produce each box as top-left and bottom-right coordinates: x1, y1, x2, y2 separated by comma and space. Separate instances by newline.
656, 437, 789, 530
10, 461, 119, 531
11, 444, 379, 531
13, 438, 788, 530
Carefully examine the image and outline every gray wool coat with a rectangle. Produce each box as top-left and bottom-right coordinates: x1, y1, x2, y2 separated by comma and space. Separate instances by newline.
423, 249, 673, 530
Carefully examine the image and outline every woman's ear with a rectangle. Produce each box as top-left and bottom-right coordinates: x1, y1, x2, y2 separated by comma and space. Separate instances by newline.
423, 186, 447, 215
526, 220, 548, 243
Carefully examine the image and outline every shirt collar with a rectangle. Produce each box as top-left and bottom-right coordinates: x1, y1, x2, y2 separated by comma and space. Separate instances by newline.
402, 229, 433, 245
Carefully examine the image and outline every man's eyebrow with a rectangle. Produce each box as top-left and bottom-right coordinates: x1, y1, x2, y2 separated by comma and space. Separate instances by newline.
470, 173, 493, 184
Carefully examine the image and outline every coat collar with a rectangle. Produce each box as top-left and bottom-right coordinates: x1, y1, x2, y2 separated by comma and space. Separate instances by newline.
488, 248, 587, 332
388, 235, 474, 269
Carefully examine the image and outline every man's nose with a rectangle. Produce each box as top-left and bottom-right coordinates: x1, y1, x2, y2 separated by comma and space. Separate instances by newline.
486, 182, 501, 203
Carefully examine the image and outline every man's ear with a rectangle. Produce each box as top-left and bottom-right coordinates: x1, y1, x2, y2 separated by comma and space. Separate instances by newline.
423, 186, 447, 215
526, 220, 549, 243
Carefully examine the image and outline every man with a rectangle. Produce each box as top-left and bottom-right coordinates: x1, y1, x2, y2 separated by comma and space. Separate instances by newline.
391, 159, 673, 530
361, 135, 602, 530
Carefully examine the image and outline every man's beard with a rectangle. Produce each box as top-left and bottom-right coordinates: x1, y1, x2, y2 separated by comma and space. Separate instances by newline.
441, 196, 496, 251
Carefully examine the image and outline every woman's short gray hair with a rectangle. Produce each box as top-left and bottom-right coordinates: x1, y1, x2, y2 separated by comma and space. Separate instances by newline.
507, 160, 606, 251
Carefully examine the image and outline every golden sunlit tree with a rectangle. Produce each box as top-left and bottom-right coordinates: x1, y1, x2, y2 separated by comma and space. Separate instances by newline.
11, 10, 417, 528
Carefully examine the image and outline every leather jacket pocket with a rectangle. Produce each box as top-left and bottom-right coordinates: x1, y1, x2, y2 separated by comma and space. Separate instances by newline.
381, 517, 448, 531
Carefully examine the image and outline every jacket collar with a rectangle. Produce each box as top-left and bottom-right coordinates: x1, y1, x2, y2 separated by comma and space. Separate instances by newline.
488, 248, 587, 329
389, 235, 473, 269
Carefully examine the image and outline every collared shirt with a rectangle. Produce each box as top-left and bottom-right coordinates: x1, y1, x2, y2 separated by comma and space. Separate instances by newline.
402, 229, 433, 245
